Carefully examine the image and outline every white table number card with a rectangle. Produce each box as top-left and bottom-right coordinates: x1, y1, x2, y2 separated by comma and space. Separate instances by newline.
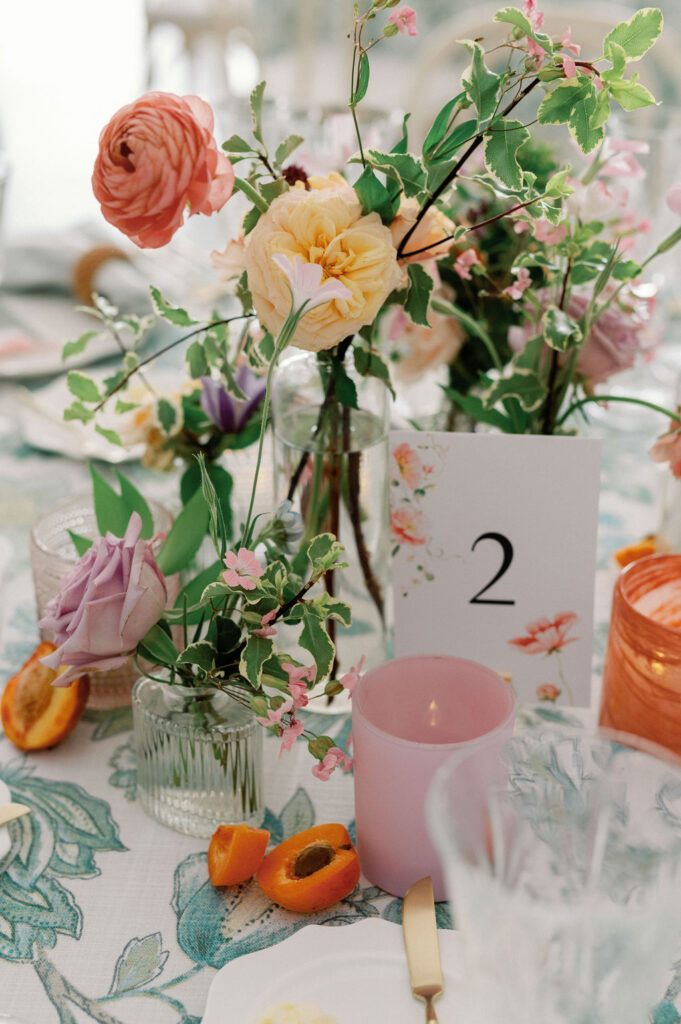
390, 431, 601, 707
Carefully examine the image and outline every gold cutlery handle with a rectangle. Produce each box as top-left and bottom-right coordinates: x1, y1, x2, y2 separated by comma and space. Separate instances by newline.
425, 997, 439, 1023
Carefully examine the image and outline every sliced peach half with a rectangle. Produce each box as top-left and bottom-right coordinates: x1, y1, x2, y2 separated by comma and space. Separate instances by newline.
1, 642, 89, 751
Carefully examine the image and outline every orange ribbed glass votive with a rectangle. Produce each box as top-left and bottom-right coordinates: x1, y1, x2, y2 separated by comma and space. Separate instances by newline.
599, 554, 681, 755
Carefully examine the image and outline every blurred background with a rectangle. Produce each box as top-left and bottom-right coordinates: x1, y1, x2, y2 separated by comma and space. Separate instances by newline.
1, 0, 680, 236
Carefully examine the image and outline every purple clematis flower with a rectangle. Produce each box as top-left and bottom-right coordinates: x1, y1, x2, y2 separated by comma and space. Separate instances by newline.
200, 366, 266, 434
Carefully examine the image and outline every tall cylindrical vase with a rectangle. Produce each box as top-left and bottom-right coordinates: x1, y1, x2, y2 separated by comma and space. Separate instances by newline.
271, 350, 390, 697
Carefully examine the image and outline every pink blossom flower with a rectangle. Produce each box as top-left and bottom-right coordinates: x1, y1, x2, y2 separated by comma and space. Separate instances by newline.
503, 267, 532, 301
527, 37, 546, 59
649, 428, 681, 478
598, 139, 649, 180
92, 92, 234, 249
388, 5, 417, 36
253, 608, 278, 638
271, 253, 352, 315
522, 0, 544, 30
509, 612, 578, 655
392, 442, 424, 490
454, 248, 480, 280
256, 697, 293, 728
533, 220, 567, 245
311, 746, 350, 781
561, 26, 581, 57
537, 683, 561, 702
562, 55, 577, 78
513, 220, 531, 234
390, 505, 428, 546
279, 717, 306, 757
283, 662, 315, 711
338, 655, 365, 696
222, 547, 264, 590
667, 183, 681, 216
39, 512, 167, 686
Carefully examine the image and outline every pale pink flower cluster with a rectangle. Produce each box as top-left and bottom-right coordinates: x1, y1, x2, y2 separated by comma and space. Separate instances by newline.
284, 662, 315, 712
503, 267, 532, 301
454, 248, 479, 280
222, 547, 264, 590
509, 612, 578, 655
252, 609, 277, 638
255, 695, 307, 758
388, 5, 417, 36
312, 746, 353, 781
338, 655, 365, 697
390, 505, 428, 546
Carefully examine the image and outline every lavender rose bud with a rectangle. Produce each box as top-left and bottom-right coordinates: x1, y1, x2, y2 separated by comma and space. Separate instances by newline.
200, 366, 266, 434
40, 511, 167, 686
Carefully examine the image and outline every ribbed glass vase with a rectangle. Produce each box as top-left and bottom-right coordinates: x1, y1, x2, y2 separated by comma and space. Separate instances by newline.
132, 677, 264, 837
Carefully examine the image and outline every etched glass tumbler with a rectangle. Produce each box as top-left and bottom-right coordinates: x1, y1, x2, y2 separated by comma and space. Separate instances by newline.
428, 726, 681, 1024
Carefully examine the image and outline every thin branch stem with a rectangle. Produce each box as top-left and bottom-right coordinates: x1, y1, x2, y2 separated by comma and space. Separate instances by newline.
556, 394, 681, 429
399, 194, 545, 260
396, 76, 541, 260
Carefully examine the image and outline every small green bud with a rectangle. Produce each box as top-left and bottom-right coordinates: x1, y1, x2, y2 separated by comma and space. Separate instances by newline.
383, 22, 398, 36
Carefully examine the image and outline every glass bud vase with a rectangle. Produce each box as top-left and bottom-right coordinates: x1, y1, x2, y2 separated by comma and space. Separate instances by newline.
132, 677, 264, 837
271, 349, 390, 700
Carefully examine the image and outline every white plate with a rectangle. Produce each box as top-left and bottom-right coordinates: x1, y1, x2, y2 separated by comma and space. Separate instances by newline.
202, 917, 475, 1024
0, 781, 13, 864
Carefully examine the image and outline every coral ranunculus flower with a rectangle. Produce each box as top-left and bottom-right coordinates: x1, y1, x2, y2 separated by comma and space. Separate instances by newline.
392, 442, 425, 490
509, 612, 578, 655
244, 187, 401, 352
93, 92, 235, 249
391, 505, 428, 546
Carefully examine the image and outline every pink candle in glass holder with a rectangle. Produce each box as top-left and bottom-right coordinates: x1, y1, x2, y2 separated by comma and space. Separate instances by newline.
352, 654, 516, 900
599, 554, 681, 756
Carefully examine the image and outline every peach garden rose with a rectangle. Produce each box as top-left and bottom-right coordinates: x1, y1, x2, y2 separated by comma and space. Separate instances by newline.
92, 92, 234, 249
244, 186, 401, 352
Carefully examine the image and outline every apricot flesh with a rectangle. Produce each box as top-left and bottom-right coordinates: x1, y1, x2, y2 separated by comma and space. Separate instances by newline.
208, 824, 270, 886
257, 823, 360, 913
1, 642, 89, 751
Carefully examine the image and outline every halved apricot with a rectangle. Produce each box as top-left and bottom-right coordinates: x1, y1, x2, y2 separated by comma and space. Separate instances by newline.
614, 536, 658, 568
257, 823, 360, 913
207, 824, 270, 886
1, 642, 89, 751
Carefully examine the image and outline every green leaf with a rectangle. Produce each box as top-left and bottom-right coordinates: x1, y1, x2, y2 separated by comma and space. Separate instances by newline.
353, 165, 399, 224
486, 369, 546, 413
239, 635, 274, 688
90, 464, 135, 539
568, 83, 604, 154
612, 258, 642, 281
442, 387, 515, 432
604, 8, 663, 63
68, 530, 93, 556
352, 51, 370, 105
170, 560, 223, 623
233, 176, 270, 213
67, 371, 101, 404
353, 341, 395, 398
62, 330, 98, 361
156, 486, 210, 576
261, 178, 289, 203
602, 41, 627, 80
494, 7, 552, 51
200, 581, 230, 602
405, 264, 434, 326
221, 134, 254, 153
656, 225, 681, 255
365, 149, 426, 198
157, 399, 177, 435
483, 118, 529, 190
242, 207, 262, 236
275, 134, 304, 166
311, 594, 352, 627
333, 361, 359, 410
609, 78, 657, 111
422, 93, 464, 160
207, 464, 234, 541
249, 81, 266, 144
178, 642, 215, 671
545, 169, 573, 198
461, 41, 501, 122
299, 606, 334, 683
431, 119, 479, 164
542, 306, 582, 352
93, 424, 122, 448
150, 286, 197, 326
138, 624, 178, 667
186, 341, 208, 379
307, 533, 346, 573
115, 470, 154, 538
537, 79, 589, 126
64, 401, 95, 424
114, 399, 139, 414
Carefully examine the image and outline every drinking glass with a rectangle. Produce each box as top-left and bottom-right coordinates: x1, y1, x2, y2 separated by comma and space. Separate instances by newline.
428, 725, 681, 1024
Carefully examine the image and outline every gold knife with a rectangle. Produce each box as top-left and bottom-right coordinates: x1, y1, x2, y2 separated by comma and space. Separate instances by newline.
0, 804, 31, 828
402, 876, 444, 1023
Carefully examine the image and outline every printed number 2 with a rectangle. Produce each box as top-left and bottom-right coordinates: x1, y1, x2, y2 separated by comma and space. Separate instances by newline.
470, 532, 515, 606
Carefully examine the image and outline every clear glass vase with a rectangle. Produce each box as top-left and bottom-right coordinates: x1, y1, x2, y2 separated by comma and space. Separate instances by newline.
271, 350, 390, 704
132, 677, 264, 837
30, 494, 176, 709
